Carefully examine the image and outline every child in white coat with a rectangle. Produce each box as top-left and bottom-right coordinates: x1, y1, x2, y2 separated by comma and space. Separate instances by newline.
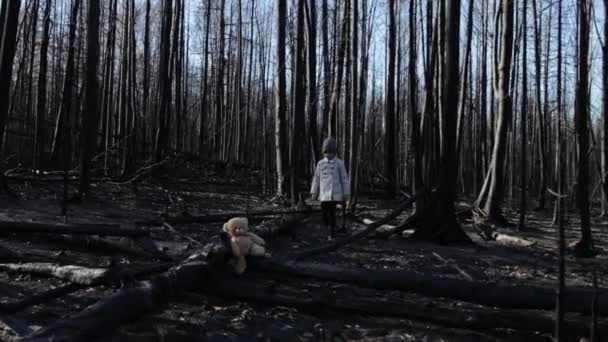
310, 137, 350, 240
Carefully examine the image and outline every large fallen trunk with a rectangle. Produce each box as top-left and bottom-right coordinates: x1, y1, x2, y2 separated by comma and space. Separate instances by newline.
251, 260, 608, 316
0, 263, 110, 285
19, 212, 309, 341
205, 273, 607, 340
290, 194, 421, 260
0, 263, 173, 315
0, 221, 149, 237
0, 262, 173, 286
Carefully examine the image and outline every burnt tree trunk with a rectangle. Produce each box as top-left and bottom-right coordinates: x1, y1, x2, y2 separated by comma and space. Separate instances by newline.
475, 0, 515, 226
321, 0, 330, 139
275, 0, 287, 198
78, 0, 101, 196
154, 0, 173, 163
142, 0, 150, 156
306, 0, 319, 163
573, 0, 594, 257
34, 0, 52, 170
384, 0, 396, 199
518, 0, 528, 229
348, 0, 358, 206
0, 0, 21, 185
602, 0, 608, 217
290, 0, 307, 204
199, 0, 211, 158
408, 0, 471, 244
50, 0, 80, 166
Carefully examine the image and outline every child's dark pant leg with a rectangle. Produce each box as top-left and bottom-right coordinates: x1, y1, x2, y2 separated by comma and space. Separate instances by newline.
321, 201, 337, 236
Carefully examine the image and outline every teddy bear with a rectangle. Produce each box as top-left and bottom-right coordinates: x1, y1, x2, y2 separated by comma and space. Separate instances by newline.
222, 217, 270, 274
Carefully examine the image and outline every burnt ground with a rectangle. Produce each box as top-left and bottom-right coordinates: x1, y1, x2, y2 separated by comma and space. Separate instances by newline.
1, 166, 607, 342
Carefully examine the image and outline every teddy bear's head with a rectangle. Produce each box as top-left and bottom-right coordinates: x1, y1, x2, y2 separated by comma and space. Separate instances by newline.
223, 217, 249, 237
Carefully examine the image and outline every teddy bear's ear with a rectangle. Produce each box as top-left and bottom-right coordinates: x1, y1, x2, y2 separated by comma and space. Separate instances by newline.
222, 222, 228, 233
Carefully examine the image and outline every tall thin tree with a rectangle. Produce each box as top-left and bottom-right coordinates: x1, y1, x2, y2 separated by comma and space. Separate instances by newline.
573, 0, 594, 257
199, 0, 211, 158
34, 0, 52, 170
50, 0, 81, 166
519, 0, 528, 229
307, 0, 319, 162
154, 0, 174, 163
385, 0, 396, 199
602, 0, 608, 217
475, 0, 515, 226
275, 0, 287, 198
78, 0, 100, 196
291, 0, 307, 204
0, 0, 21, 187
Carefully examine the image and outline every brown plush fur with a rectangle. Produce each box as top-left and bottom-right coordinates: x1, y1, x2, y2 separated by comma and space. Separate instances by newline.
222, 217, 269, 274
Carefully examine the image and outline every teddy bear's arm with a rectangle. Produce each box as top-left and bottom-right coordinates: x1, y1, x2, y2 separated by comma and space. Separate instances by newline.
247, 232, 266, 246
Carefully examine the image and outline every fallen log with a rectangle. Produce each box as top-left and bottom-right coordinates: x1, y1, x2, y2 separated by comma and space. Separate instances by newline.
0, 263, 174, 315
205, 273, 607, 340
491, 232, 537, 248
289, 193, 421, 260
20, 212, 309, 341
250, 260, 608, 316
0, 221, 149, 237
0, 263, 109, 285
0, 262, 174, 286
20, 260, 209, 342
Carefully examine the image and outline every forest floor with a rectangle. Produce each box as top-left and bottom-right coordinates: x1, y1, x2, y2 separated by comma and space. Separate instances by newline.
1, 163, 607, 341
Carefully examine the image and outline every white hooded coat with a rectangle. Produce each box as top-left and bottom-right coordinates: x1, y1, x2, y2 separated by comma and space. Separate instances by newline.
310, 157, 350, 202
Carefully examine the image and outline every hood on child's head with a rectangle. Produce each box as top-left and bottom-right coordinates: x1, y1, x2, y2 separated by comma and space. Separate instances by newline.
322, 137, 337, 155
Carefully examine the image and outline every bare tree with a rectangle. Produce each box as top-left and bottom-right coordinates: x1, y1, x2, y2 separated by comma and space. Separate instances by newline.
408, 0, 470, 244
78, 0, 101, 196
291, 0, 307, 204
0, 0, 21, 188
384, 0, 396, 199
307, 0, 319, 162
573, 0, 594, 257
321, 0, 330, 139
50, 0, 81, 166
475, 0, 515, 226
34, 0, 52, 170
154, 0, 173, 163
602, 0, 608, 217
555, 0, 566, 337
274, 0, 287, 198
142, 0, 150, 154
519, 0, 528, 229
348, 0, 358, 206
199, 0, 211, 158
531, 0, 549, 210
